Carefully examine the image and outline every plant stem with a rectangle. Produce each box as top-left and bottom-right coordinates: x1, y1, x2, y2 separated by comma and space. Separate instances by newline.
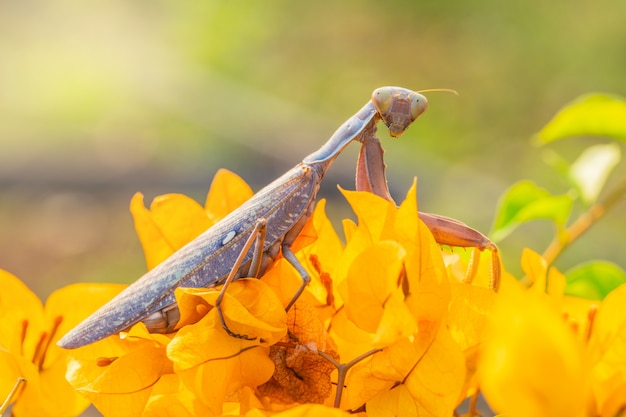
542, 176, 626, 266
318, 348, 382, 408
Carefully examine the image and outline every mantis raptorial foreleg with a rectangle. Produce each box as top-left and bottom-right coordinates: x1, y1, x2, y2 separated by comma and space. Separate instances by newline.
355, 88, 501, 291
355, 132, 394, 202
418, 212, 501, 291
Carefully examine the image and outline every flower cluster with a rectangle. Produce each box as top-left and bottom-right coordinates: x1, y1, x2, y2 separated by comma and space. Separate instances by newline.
2, 169, 625, 417
479, 249, 626, 417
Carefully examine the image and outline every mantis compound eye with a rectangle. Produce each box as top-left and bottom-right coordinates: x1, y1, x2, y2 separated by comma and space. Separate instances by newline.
410, 93, 428, 121
371, 87, 393, 115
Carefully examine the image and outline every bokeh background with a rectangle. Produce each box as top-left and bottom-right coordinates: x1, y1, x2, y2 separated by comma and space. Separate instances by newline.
1, 3, 625, 412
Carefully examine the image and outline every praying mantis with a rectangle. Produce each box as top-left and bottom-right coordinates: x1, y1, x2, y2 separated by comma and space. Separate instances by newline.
57, 86, 499, 349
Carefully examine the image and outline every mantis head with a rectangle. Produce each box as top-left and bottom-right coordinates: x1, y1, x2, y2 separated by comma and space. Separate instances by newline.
372, 87, 429, 137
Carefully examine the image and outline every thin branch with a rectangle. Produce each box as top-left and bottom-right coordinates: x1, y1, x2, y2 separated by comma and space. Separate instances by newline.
542, 175, 626, 266
318, 348, 382, 408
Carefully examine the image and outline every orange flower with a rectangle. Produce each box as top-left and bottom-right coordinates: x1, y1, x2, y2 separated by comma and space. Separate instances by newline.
0, 269, 123, 417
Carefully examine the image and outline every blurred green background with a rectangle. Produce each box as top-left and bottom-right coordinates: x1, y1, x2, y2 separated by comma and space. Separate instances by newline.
1, 0, 625, 301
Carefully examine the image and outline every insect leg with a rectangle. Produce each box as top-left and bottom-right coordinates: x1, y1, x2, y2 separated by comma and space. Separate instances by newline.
356, 130, 396, 203
247, 219, 267, 279
215, 218, 267, 340
281, 244, 312, 311
418, 212, 501, 291
356, 133, 501, 291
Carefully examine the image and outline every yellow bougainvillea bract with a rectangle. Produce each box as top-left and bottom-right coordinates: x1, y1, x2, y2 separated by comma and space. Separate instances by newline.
4, 168, 625, 416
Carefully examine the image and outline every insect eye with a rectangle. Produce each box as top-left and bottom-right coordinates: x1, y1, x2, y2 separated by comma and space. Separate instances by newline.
372, 87, 393, 115
410, 93, 428, 120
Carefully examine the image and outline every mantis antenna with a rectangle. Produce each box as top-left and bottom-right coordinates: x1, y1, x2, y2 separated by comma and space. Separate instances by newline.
417, 88, 459, 96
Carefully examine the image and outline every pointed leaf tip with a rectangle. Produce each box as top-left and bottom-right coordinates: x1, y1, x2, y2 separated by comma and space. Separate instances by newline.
535, 93, 626, 144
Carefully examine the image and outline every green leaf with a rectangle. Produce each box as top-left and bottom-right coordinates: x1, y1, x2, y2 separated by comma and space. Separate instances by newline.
569, 143, 621, 205
535, 93, 626, 144
491, 180, 573, 242
564, 261, 626, 301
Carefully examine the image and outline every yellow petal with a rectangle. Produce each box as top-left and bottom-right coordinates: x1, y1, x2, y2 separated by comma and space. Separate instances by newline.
46, 282, 126, 363
123, 322, 174, 347
304, 199, 342, 265
37, 349, 91, 416
401, 327, 465, 416
177, 344, 274, 415
0, 350, 48, 417
398, 185, 450, 325
260, 257, 306, 309
168, 281, 286, 375
328, 308, 375, 364
547, 266, 567, 297
521, 247, 548, 293
345, 324, 438, 409
296, 200, 344, 308
290, 217, 318, 256
143, 374, 213, 417
343, 241, 406, 333
366, 384, 419, 417
173, 286, 214, 329
0, 273, 100, 416
334, 187, 403, 296
521, 248, 567, 298
261, 403, 353, 417
68, 345, 167, 394
403, 238, 450, 326
590, 283, 626, 353
233, 385, 264, 415
589, 284, 626, 411
479, 287, 590, 417
167, 310, 240, 371
598, 382, 626, 417
130, 192, 212, 270
66, 341, 169, 417
339, 188, 397, 242
204, 168, 254, 222
341, 218, 357, 244
0, 269, 45, 357
447, 282, 497, 399
174, 279, 287, 353
334, 223, 373, 307
448, 283, 497, 351
217, 279, 287, 342
394, 178, 419, 243
561, 295, 596, 341
349, 327, 465, 416
372, 288, 417, 348
345, 339, 414, 409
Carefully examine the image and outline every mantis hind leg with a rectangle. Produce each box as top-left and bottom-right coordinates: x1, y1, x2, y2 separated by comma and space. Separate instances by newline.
217, 214, 315, 339
216, 218, 267, 340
